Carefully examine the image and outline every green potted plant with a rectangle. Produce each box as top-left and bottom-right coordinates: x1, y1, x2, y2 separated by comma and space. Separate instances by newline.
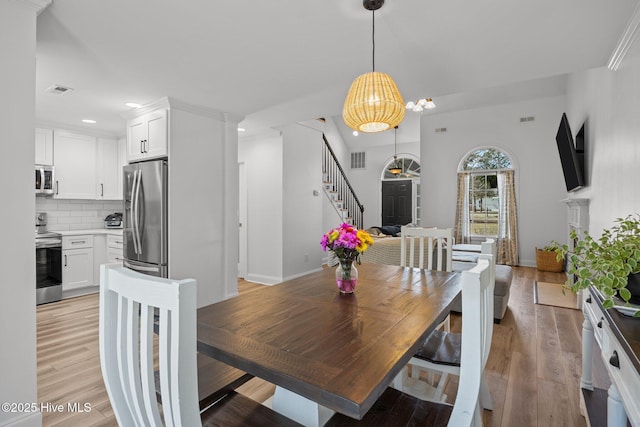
535, 241, 564, 272
555, 215, 640, 310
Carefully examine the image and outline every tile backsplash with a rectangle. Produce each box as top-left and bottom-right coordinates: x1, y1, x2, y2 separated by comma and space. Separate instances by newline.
35, 198, 123, 231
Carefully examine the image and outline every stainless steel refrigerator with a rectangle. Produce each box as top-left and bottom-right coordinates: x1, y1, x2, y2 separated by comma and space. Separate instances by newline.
123, 159, 168, 277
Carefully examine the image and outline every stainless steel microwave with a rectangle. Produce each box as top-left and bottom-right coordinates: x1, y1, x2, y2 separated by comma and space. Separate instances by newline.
35, 165, 54, 196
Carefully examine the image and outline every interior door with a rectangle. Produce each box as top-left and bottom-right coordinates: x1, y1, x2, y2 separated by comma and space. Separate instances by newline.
382, 180, 412, 226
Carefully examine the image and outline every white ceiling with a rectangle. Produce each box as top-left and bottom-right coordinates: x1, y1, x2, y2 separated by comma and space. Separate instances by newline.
35, 0, 638, 147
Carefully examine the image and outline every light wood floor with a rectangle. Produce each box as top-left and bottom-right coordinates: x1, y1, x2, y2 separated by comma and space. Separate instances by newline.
36, 267, 608, 426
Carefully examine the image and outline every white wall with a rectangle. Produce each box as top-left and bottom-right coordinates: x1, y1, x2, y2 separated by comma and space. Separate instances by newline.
420, 96, 569, 266
238, 125, 324, 284
348, 142, 420, 228
0, 1, 44, 425
238, 131, 284, 283
282, 124, 324, 279
168, 106, 240, 306
565, 36, 640, 237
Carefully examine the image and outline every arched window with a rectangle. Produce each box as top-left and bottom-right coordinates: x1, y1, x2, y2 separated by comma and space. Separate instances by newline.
383, 157, 421, 180
455, 148, 518, 265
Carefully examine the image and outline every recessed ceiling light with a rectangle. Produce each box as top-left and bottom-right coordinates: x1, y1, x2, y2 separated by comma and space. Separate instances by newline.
82, 119, 96, 124
353, 131, 359, 136
125, 102, 142, 109
238, 127, 246, 132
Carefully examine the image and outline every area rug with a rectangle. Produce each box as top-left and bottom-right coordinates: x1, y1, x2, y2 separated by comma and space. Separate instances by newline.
533, 281, 580, 310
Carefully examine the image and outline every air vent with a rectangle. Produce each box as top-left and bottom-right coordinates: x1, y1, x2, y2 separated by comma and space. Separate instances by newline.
520, 116, 535, 122
351, 152, 366, 169
435, 127, 447, 133
46, 84, 74, 95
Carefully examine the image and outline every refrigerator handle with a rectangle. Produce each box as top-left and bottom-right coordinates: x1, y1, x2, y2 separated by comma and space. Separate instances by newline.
135, 169, 144, 254
132, 169, 141, 255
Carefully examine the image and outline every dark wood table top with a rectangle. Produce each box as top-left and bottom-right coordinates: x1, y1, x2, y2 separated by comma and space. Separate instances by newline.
197, 264, 462, 420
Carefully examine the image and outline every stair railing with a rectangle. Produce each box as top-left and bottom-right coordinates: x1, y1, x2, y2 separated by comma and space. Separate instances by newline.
322, 134, 364, 230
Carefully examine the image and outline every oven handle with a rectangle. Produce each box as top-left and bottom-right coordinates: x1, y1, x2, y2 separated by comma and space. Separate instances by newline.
36, 242, 62, 249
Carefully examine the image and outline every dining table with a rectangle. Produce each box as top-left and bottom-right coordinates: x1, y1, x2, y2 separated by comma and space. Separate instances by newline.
196, 263, 462, 426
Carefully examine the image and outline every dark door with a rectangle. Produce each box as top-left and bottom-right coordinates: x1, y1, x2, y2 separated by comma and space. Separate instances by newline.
382, 180, 412, 226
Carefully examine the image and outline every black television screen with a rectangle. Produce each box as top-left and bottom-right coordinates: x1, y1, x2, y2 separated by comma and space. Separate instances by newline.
555, 113, 585, 192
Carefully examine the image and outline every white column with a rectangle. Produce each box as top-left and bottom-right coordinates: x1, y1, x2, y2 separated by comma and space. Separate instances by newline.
607, 382, 628, 427
0, 1, 50, 425
581, 315, 594, 390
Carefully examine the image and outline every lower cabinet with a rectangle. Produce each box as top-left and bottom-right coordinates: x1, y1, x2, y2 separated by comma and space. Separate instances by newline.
62, 235, 95, 291
61, 233, 124, 296
107, 234, 124, 263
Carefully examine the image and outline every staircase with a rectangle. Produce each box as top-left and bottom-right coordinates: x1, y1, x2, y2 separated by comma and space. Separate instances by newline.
322, 134, 364, 230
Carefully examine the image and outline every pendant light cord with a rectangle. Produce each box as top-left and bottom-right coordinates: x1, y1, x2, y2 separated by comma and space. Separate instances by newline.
394, 126, 397, 158
372, 9, 376, 72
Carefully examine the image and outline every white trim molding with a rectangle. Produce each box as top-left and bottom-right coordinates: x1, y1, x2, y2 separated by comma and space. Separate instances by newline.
608, 1, 640, 71
10, 0, 51, 14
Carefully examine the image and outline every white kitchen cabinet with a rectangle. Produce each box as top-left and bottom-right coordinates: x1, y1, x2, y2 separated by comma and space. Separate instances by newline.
62, 235, 94, 290
126, 109, 168, 162
54, 131, 97, 199
97, 138, 121, 200
35, 128, 53, 165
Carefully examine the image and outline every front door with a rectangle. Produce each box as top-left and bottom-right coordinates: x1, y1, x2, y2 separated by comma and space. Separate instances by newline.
382, 180, 412, 226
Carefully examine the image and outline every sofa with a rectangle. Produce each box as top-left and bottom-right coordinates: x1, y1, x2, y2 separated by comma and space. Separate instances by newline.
450, 243, 513, 323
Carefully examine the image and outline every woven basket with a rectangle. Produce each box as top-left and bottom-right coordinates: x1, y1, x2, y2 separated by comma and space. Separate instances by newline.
535, 247, 563, 272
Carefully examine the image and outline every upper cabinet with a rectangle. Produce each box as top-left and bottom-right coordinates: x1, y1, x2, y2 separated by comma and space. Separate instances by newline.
126, 109, 168, 162
49, 130, 125, 200
35, 128, 53, 165
97, 138, 124, 200
54, 131, 97, 199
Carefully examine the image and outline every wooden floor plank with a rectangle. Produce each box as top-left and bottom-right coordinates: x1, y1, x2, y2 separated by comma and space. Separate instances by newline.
538, 378, 575, 426
36, 267, 606, 426
536, 303, 565, 383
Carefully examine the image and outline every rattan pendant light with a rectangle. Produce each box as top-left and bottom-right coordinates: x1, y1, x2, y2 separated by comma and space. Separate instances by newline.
342, 0, 405, 133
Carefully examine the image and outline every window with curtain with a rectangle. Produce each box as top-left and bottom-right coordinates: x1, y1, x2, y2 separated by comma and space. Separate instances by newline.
454, 148, 518, 265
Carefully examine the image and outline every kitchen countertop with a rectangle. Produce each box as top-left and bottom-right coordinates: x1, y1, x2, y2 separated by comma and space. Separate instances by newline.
58, 228, 123, 236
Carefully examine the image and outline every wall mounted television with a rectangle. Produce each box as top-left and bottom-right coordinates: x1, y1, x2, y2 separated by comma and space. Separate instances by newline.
555, 113, 585, 192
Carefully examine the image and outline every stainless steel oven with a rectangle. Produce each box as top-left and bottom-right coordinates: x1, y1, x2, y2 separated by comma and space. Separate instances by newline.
35, 213, 62, 304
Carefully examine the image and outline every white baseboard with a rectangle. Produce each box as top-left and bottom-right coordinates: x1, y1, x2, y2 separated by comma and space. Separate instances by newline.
244, 274, 282, 285
245, 267, 324, 286
3, 411, 42, 427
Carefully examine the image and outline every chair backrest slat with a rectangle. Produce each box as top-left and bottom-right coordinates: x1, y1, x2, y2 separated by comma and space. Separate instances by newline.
448, 257, 493, 427
400, 227, 453, 271
100, 265, 201, 427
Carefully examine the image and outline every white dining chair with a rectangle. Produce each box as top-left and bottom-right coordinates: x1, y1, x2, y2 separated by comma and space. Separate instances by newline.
400, 226, 454, 272
396, 239, 496, 411
327, 257, 493, 427
401, 226, 454, 333
99, 265, 301, 427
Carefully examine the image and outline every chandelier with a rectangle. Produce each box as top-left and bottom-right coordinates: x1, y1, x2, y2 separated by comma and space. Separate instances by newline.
342, 0, 405, 133
405, 98, 435, 112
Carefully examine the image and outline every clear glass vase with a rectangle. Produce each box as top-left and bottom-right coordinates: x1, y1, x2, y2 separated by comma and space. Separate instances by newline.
336, 259, 358, 293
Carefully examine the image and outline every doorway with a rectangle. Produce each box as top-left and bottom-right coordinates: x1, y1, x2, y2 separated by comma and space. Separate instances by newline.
238, 162, 247, 278
382, 180, 413, 226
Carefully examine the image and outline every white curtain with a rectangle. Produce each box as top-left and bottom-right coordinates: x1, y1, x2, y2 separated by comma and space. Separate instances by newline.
454, 173, 471, 244
497, 170, 518, 265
